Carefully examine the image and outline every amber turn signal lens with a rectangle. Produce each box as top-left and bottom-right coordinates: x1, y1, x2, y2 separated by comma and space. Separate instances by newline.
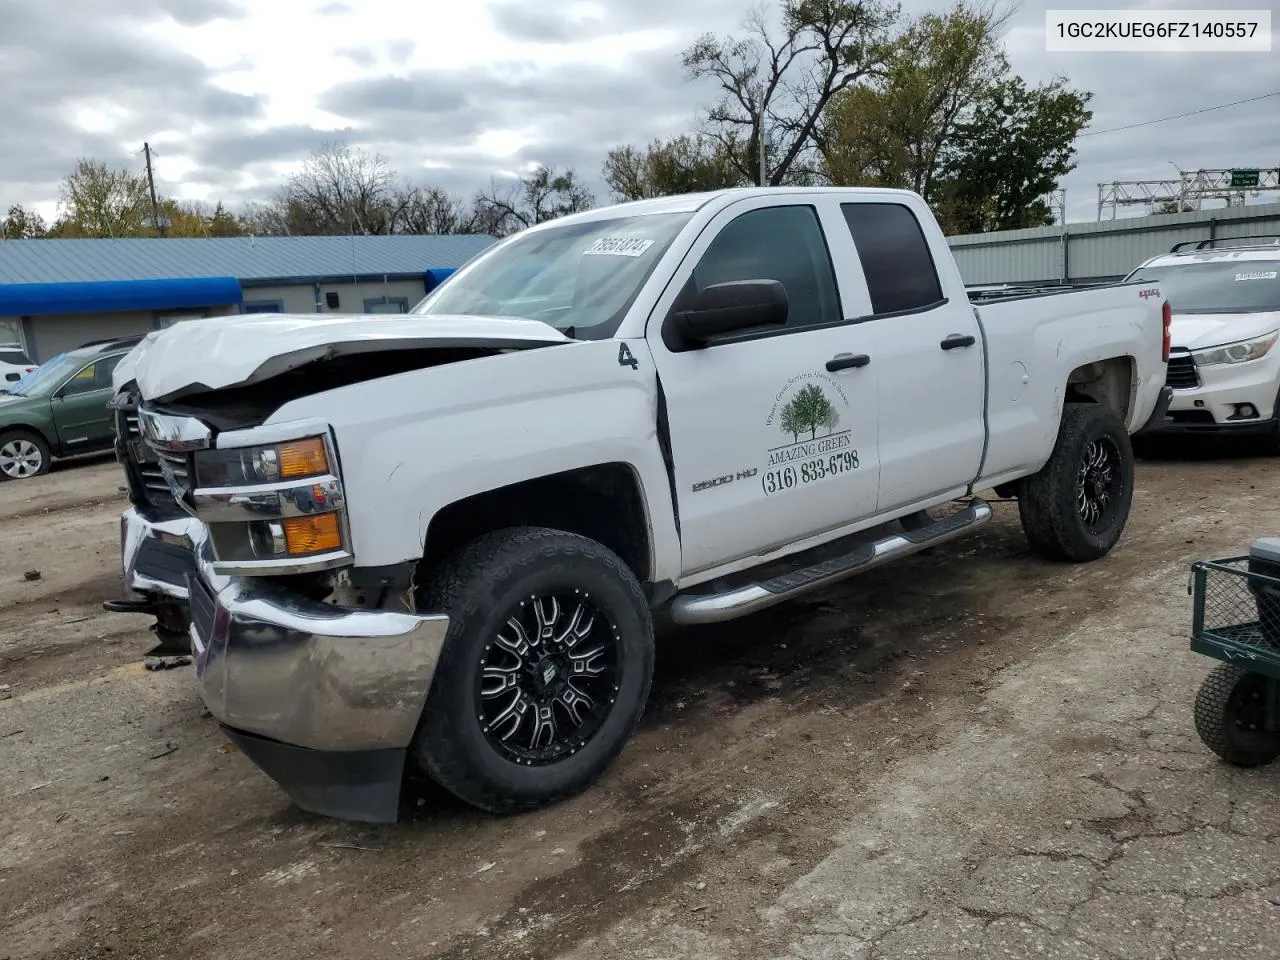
282, 513, 342, 555
278, 436, 329, 479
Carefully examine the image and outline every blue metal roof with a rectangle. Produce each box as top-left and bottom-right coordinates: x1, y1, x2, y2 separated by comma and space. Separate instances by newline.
0, 234, 497, 286
0, 276, 244, 316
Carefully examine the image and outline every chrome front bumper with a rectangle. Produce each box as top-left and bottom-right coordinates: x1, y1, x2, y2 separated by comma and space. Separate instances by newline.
120, 505, 450, 756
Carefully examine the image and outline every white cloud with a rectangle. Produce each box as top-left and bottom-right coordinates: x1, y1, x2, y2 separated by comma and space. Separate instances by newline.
3, 0, 1278, 227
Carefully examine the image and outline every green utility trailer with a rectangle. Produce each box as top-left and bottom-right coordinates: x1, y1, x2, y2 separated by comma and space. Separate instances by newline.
1189, 540, 1280, 768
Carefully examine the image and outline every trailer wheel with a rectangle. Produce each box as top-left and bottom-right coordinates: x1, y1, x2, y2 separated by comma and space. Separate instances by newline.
1018, 402, 1134, 562
1193, 663, 1280, 768
411, 526, 654, 813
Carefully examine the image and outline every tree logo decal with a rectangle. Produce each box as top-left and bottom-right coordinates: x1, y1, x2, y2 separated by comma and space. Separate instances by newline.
778, 383, 840, 441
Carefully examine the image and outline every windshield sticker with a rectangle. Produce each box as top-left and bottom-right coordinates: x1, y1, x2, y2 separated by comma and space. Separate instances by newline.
1235, 270, 1279, 281
583, 237, 655, 258
761, 373, 858, 497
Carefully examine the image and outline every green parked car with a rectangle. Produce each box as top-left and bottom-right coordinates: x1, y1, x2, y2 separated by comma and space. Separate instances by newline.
0, 337, 141, 481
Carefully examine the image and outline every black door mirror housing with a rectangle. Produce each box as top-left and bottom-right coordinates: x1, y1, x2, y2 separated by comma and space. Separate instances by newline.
667, 279, 789, 349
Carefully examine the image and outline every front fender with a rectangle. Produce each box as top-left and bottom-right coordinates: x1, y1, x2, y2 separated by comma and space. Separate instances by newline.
267, 340, 680, 582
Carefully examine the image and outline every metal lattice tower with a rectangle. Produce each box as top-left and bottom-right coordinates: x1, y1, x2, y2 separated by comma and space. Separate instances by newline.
1096, 167, 1280, 220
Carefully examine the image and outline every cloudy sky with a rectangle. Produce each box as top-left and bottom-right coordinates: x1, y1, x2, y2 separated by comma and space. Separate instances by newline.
2, 0, 1277, 227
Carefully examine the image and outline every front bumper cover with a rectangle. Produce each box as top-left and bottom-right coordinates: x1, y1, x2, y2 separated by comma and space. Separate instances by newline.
118, 505, 450, 823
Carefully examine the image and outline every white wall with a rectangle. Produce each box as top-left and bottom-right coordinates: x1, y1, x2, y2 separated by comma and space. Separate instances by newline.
242, 278, 430, 315
29, 305, 239, 362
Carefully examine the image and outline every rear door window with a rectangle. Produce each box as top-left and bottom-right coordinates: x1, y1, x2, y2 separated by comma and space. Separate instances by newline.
840, 203, 945, 316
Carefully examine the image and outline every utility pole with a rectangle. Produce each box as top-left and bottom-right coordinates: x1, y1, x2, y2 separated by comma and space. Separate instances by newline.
755, 83, 768, 187
143, 142, 165, 237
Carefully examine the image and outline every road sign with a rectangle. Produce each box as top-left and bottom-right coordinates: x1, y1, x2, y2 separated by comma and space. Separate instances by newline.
1230, 169, 1261, 189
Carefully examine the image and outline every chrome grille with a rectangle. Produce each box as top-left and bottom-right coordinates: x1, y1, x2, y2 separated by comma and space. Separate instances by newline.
155, 449, 193, 502
1166, 352, 1199, 390
113, 393, 191, 520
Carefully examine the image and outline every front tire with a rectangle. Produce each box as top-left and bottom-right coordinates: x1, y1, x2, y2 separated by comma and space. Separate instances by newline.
1018, 402, 1134, 562
1193, 663, 1280, 768
0, 429, 51, 481
412, 526, 654, 813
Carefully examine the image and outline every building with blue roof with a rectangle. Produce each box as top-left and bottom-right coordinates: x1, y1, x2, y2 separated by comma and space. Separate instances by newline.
0, 233, 497, 362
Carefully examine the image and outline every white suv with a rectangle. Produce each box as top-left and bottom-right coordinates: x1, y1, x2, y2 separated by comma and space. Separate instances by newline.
0, 346, 37, 386
1126, 238, 1280, 446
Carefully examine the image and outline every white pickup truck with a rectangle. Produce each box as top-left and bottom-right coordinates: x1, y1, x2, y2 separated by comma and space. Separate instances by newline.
105, 187, 1173, 823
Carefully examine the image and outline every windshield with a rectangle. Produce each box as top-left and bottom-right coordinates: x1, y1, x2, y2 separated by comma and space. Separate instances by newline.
4, 352, 80, 397
411, 211, 694, 339
1126, 261, 1280, 314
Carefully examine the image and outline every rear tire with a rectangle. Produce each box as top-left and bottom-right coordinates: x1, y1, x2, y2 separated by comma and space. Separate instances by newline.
1193, 663, 1280, 768
1018, 402, 1134, 562
411, 526, 654, 813
0, 429, 51, 481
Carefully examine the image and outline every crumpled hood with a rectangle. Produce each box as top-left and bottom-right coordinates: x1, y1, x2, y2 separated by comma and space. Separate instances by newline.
117, 312, 573, 401
1171, 310, 1280, 351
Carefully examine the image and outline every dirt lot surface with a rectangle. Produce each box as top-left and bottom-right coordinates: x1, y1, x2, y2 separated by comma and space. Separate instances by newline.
3, 446, 1279, 960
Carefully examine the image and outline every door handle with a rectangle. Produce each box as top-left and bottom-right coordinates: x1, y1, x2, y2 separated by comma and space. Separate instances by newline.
940, 333, 976, 350
826, 353, 871, 372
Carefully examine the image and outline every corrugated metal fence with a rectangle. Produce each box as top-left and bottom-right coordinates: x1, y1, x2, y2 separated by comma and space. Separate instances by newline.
947, 201, 1280, 286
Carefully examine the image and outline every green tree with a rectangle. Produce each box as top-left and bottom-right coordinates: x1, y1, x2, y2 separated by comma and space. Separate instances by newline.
52, 159, 151, 237
780, 402, 803, 441
150, 199, 247, 237
820, 407, 840, 434
602, 135, 746, 201
937, 75, 1092, 233
1, 203, 48, 239
820, 0, 1011, 198
683, 0, 901, 187
784, 384, 834, 439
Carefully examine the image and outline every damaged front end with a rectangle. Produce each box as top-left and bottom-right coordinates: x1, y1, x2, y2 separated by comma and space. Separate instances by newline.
109, 392, 449, 822
107, 384, 202, 655
102, 313, 576, 820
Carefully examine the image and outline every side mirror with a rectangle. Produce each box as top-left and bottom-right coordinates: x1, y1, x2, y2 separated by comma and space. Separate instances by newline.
668, 279, 788, 348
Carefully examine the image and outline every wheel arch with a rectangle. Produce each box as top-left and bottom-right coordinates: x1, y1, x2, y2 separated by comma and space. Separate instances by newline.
1064, 356, 1136, 424
418, 462, 654, 587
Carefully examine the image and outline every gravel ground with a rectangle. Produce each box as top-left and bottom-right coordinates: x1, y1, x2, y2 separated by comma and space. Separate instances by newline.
1, 444, 1278, 960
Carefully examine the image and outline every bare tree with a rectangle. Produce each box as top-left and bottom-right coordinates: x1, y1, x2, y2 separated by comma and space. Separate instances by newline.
683, 0, 901, 187
392, 184, 478, 234
472, 165, 595, 236
275, 141, 401, 235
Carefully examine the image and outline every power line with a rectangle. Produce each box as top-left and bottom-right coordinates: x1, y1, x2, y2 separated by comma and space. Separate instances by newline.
1079, 91, 1280, 138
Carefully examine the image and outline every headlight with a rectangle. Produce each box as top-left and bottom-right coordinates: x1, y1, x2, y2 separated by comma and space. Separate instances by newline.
194, 435, 330, 487
1191, 330, 1279, 367
213, 511, 346, 563
188, 428, 352, 575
